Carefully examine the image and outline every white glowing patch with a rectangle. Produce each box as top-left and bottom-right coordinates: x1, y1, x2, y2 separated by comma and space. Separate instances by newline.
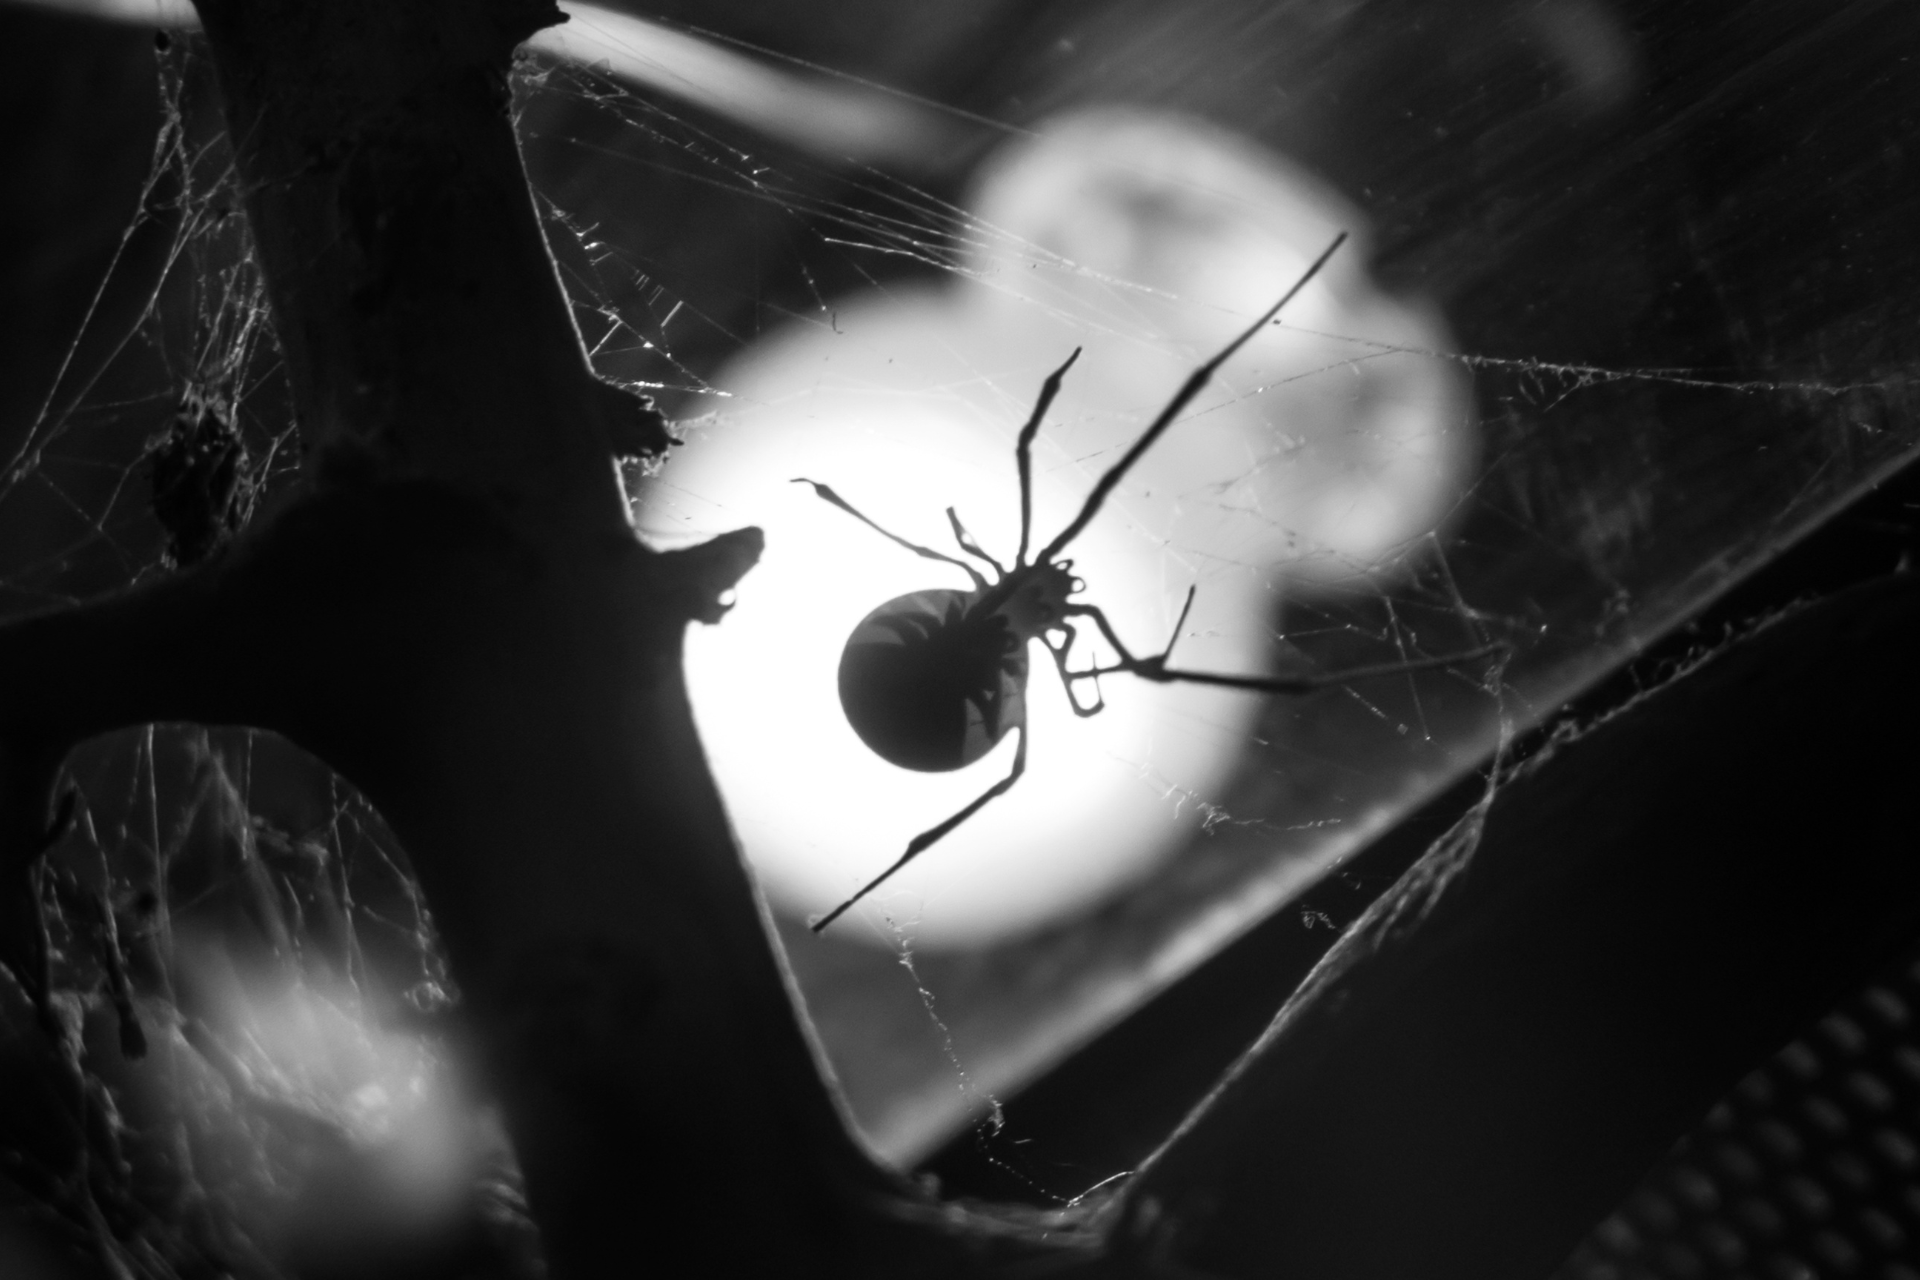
674, 309, 1262, 949
177, 948, 479, 1225
654, 109, 1475, 948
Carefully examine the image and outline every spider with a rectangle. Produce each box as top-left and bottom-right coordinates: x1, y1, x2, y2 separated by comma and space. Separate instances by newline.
798, 233, 1495, 932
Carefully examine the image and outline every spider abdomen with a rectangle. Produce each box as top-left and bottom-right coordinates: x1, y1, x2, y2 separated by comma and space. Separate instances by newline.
837, 588, 1028, 772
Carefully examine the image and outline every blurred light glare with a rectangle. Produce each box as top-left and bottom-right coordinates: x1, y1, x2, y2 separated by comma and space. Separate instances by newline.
20, 1, 966, 167
964, 109, 1476, 587
182, 947, 480, 1229
679, 341, 1257, 948
659, 110, 1474, 947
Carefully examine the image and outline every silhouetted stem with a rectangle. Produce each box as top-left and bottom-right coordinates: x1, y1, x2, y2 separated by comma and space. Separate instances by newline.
0, 0, 1092, 1272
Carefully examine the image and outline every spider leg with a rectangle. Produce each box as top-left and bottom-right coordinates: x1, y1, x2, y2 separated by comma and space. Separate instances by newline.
1160, 585, 1198, 663
1065, 601, 1148, 669
1014, 348, 1082, 568
810, 727, 1029, 934
946, 507, 1007, 577
792, 478, 987, 590
1068, 596, 1505, 693
1146, 642, 1509, 693
1043, 623, 1106, 716
1036, 232, 1348, 564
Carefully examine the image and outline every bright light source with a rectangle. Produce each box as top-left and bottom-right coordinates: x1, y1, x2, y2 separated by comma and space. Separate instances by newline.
653, 110, 1474, 948
172, 944, 482, 1239
673, 310, 1262, 948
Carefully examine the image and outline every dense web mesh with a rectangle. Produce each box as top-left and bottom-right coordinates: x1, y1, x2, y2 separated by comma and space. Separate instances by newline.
0, 29, 538, 1280
2, 2, 1917, 1275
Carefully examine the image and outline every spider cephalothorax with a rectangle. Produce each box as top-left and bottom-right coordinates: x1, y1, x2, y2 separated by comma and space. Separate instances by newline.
993, 560, 1077, 641
795, 233, 1501, 932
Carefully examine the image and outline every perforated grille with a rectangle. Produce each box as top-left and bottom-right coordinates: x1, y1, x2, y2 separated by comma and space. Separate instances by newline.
1556, 953, 1920, 1279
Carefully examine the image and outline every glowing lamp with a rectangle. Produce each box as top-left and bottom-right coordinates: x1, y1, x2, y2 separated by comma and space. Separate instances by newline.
649, 110, 1474, 947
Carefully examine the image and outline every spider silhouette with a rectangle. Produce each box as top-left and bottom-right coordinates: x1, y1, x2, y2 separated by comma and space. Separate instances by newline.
798, 233, 1495, 932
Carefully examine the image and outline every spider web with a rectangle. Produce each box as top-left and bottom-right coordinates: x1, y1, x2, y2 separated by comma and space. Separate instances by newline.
506, 12, 1919, 1182
0, 27, 536, 1280
3, 0, 1918, 1268
513, 39, 1520, 1172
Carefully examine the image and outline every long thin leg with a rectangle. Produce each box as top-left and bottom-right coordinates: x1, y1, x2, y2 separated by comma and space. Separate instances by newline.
1064, 600, 1505, 695
1141, 645, 1507, 693
793, 478, 987, 590
810, 727, 1029, 933
1037, 232, 1348, 564
946, 507, 1006, 577
1015, 349, 1082, 568
1065, 602, 1148, 669
1160, 585, 1198, 663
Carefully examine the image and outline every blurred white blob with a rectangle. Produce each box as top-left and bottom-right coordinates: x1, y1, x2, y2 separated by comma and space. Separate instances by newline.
660, 108, 1475, 949
965, 109, 1475, 587
537, 3, 968, 166
1526, 0, 1641, 115
152, 941, 488, 1266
